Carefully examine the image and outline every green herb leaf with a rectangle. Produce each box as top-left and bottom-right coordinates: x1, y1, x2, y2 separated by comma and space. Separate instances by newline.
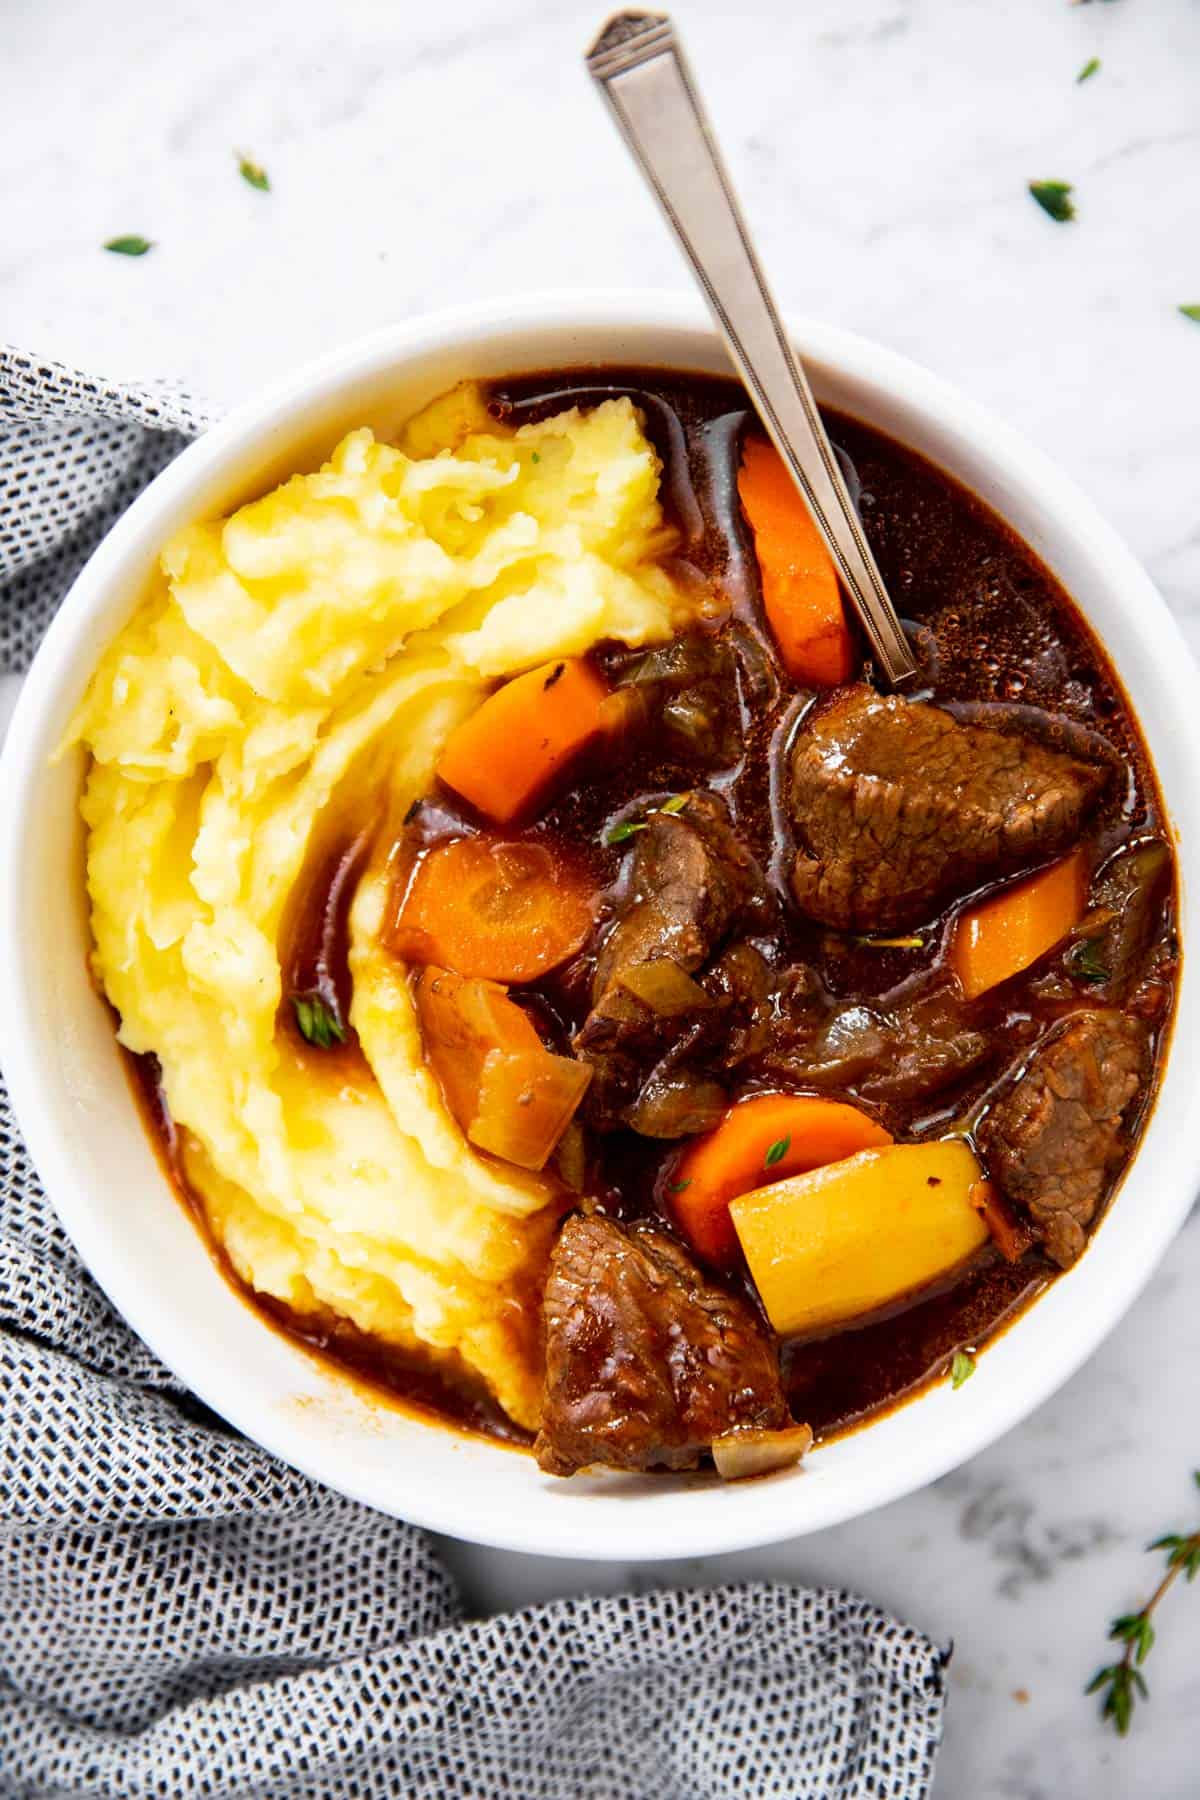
104, 235, 153, 256
763, 1135, 791, 1170
657, 792, 691, 815
1110, 1612, 1156, 1663
1179, 305, 1200, 324
1088, 1472, 1200, 1735
530, 450, 541, 463
1029, 180, 1076, 223
1069, 938, 1110, 984
605, 820, 648, 846
291, 993, 346, 1049
668, 1178, 692, 1193
853, 932, 926, 950
951, 1350, 976, 1389
1077, 57, 1101, 83
237, 151, 270, 191
1093, 1663, 1140, 1736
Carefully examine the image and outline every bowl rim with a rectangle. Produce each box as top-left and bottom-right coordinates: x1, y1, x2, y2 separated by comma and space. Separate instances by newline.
3, 286, 1199, 1561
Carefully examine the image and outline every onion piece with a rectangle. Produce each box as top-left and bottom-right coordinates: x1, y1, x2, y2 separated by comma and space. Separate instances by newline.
625, 1070, 727, 1139
711, 1423, 814, 1482
468, 1048, 592, 1172
615, 958, 713, 1016
414, 966, 591, 1171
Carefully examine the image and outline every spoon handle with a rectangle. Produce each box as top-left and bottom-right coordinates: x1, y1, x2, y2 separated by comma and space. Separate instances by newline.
587, 12, 917, 690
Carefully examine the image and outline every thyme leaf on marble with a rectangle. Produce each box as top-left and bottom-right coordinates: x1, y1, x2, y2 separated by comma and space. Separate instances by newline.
1088, 1471, 1200, 1736
104, 235, 153, 256
950, 1350, 976, 1389
1179, 305, 1200, 324
1076, 57, 1101, 83
291, 992, 346, 1049
1029, 180, 1076, 223
237, 151, 270, 191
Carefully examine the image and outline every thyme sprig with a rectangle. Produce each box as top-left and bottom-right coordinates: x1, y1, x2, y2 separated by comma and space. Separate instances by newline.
291, 992, 346, 1049
1088, 1472, 1200, 1735
604, 791, 691, 847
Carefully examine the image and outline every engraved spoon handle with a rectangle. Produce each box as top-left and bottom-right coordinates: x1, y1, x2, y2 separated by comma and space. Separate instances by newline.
587, 12, 917, 689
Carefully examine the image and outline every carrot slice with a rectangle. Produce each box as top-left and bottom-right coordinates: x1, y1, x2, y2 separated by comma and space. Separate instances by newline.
738, 438, 856, 687
950, 850, 1087, 1001
437, 657, 609, 824
968, 1178, 1035, 1265
387, 835, 595, 983
667, 1092, 892, 1265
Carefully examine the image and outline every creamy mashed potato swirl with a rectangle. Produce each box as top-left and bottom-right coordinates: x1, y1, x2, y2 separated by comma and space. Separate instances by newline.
69, 389, 690, 1428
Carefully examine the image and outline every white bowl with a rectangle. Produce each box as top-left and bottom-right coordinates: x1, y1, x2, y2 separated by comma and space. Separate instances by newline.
3, 291, 1198, 1562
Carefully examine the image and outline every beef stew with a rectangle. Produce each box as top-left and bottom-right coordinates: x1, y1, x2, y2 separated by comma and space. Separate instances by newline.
133, 366, 1177, 1480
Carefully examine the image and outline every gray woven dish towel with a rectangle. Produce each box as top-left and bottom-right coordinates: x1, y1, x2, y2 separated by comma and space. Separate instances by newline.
0, 346, 948, 1800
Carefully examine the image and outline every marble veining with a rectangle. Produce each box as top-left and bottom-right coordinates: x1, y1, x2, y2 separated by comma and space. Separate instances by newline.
3, 1, 1200, 1793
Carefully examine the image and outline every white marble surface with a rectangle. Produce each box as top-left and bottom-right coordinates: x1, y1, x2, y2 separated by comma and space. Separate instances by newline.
4, 0, 1200, 1792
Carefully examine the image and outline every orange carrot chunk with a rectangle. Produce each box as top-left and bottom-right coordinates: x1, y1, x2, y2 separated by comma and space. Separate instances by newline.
668, 1092, 892, 1265
738, 437, 856, 688
387, 835, 595, 983
968, 1178, 1035, 1265
437, 657, 610, 824
951, 849, 1087, 1001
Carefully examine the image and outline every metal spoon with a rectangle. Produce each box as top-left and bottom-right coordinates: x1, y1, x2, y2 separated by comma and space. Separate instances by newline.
586, 11, 918, 690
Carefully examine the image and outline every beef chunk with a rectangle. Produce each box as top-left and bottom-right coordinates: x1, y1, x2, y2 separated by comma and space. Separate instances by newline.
700, 941, 776, 1068
978, 1010, 1151, 1268
535, 1212, 790, 1476
574, 794, 770, 1131
593, 791, 769, 992
789, 687, 1108, 931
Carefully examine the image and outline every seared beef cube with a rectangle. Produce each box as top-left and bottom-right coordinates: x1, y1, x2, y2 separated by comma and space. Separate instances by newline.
978, 1010, 1151, 1268
700, 941, 777, 1068
575, 794, 769, 1132
789, 687, 1107, 931
592, 791, 769, 994
535, 1213, 789, 1476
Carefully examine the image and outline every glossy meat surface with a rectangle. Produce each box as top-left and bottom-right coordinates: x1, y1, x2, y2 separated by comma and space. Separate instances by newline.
535, 1212, 790, 1476
978, 1010, 1151, 1267
574, 792, 770, 1130
789, 686, 1108, 931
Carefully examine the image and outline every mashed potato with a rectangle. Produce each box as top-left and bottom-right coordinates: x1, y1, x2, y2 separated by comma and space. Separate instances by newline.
69, 389, 690, 1429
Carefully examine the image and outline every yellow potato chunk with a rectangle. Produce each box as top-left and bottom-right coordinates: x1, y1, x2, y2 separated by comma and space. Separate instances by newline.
730, 1140, 990, 1337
